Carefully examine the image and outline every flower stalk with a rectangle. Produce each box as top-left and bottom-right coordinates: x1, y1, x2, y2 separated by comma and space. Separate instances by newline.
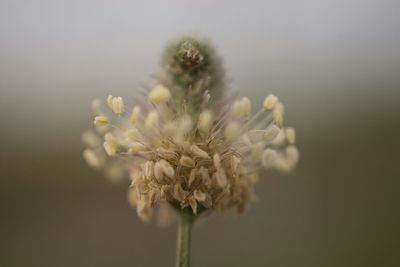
176, 208, 194, 267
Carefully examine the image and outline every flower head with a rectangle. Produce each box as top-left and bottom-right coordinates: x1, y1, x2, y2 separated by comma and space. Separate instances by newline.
82, 36, 299, 222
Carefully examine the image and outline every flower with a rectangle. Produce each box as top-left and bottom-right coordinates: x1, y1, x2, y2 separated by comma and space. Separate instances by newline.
82, 36, 299, 222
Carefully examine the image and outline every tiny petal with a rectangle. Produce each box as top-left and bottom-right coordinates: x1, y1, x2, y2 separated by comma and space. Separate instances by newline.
128, 142, 148, 154
188, 196, 198, 214
173, 184, 187, 202
112, 96, 125, 115
199, 194, 212, 209
215, 169, 228, 188
160, 159, 175, 178
194, 189, 206, 202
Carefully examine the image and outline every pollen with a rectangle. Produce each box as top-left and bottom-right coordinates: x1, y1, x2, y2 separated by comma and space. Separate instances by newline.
231, 97, 251, 118
263, 94, 278, 111
148, 85, 171, 104
83, 149, 104, 168
108, 96, 125, 115
273, 108, 284, 128
191, 144, 209, 159
94, 116, 109, 126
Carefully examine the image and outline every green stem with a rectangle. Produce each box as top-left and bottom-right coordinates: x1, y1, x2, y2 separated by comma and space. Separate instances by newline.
176, 209, 194, 267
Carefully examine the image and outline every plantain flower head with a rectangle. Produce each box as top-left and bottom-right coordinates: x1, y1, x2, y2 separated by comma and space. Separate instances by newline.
82, 36, 299, 222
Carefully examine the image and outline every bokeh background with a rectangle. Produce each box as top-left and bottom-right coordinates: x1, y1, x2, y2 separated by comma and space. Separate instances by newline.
1, 0, 399, 266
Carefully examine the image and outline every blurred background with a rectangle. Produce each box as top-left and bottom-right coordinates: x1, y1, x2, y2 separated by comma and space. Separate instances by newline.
1, 0, 399, 266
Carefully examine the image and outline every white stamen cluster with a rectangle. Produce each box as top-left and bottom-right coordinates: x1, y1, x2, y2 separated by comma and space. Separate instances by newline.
82, 84, 299, 222
107, 95, 125, 115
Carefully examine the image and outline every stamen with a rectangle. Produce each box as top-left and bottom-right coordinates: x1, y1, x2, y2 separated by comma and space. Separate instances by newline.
108, 96, 125, 115
154, 161, 164, 182
179, 155, 195, 168
130, 105, 141, 124
94, 116, 109, 126
273, 108, 283, 128
191, 144, 209, 159
263, 94, 278, 111
128, 142, 148, 154
103, 133, 120, 156
224, 121, 240, 142
145, 111, 159, 129
83, 149, 104, 168
231, 97, 251, 118
286, 127, 296, 144
148, 85, 171, 104
198, 110, 213, 135
261, 148, 278, 168
160, 159, 175, 178
215, 169, 228, 188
